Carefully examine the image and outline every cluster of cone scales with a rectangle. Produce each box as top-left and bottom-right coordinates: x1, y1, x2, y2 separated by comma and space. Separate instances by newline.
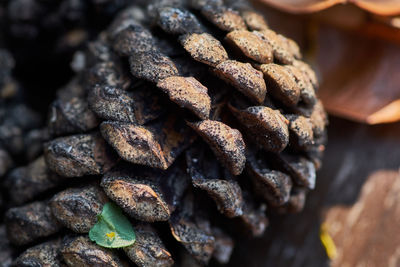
0, 0, 327, 266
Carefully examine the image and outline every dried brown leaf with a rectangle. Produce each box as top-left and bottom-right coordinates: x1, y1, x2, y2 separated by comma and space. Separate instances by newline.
258, 0, 400, 16
317, 26, 400, 124
323, 171, 400, 267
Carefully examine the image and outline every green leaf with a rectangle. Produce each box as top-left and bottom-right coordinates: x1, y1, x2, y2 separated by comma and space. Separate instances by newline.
89, 202, 136, 248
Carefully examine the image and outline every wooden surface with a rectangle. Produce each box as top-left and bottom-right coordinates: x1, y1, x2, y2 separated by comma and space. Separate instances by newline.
229, 117, 400, 267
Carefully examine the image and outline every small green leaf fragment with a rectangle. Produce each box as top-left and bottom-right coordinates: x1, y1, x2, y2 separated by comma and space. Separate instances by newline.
89, 202, 136, 248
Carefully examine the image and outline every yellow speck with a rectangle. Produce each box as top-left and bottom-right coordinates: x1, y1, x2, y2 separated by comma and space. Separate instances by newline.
320, 223, 337, 260
106, 232, 116, 241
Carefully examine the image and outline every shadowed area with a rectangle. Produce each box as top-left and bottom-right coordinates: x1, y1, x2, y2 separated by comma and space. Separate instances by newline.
228, 116, 400, 267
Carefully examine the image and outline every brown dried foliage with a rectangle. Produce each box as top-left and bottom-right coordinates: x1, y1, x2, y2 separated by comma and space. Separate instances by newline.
257, 0, 400, 15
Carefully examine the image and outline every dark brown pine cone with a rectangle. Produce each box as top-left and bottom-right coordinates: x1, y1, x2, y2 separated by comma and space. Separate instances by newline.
1, 0, 130, 41
3, 0, 328, 266
0, 0, 135, 116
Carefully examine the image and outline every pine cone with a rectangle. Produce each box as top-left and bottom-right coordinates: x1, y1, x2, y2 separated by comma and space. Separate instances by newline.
2, 0, 129, 40
3, 0, 328, 266
0, 48, 47, 266
0, 0, 134, 114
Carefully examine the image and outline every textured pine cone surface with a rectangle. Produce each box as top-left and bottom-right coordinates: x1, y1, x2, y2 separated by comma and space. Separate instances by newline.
0, 0, 328, 266
0, 0, 134, 116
